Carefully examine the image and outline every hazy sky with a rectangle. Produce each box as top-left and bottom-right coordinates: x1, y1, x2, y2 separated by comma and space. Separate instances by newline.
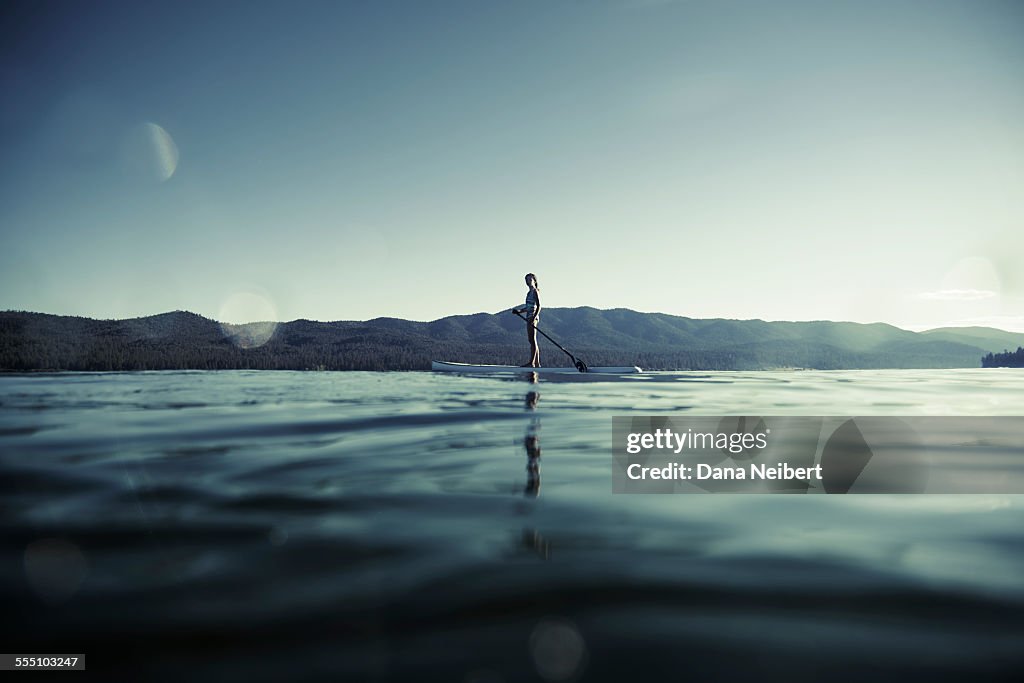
2, 0, 1022, 330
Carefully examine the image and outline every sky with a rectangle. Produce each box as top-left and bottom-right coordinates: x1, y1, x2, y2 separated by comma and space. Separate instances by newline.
1, 0, 1022, 330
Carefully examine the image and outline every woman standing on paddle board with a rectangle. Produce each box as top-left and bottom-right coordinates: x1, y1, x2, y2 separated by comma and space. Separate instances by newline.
513, 273, 541, 367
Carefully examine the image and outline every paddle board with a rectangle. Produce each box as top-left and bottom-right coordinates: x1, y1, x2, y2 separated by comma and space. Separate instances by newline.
431, 361, 642, 374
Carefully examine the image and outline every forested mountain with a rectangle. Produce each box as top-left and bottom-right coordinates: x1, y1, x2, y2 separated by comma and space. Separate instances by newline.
1, 308, 1020, 371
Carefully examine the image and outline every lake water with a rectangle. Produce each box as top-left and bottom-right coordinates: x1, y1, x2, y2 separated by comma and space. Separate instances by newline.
2, 369, 1023, 681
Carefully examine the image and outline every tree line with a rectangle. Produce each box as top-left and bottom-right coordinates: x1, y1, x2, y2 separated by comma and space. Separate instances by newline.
981, 347, 1024, 368
0, 310, 1006, 371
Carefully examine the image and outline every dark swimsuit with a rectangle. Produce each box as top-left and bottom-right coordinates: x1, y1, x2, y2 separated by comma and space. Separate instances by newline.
524, 289, 539, 326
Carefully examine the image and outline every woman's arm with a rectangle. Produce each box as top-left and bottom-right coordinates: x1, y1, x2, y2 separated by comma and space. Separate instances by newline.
530, 290, 541, 320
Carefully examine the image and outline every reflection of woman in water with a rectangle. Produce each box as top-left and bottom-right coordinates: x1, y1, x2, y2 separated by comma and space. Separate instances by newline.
524, 389, 541, 497
512, 273, 541, 367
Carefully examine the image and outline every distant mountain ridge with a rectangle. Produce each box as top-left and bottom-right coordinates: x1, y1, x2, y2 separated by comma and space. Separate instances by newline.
1, 308, 1021, 371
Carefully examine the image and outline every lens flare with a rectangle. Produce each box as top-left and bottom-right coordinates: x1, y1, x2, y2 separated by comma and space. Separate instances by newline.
218, 290, 279, 348
147, 122, 179, 181
529, 618, 588, 681
122, 121, 179, 182
941, 256, 1001, 297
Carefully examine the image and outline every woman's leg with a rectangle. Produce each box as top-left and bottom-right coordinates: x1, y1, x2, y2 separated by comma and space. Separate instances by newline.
529, 321, 540, 367
522, 321, 536, 366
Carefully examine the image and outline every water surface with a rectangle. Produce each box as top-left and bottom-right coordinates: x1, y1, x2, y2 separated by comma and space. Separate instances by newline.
1, 369, 1023, 681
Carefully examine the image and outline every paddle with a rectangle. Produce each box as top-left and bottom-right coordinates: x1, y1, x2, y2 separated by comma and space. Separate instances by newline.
512, 309, 589, 373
